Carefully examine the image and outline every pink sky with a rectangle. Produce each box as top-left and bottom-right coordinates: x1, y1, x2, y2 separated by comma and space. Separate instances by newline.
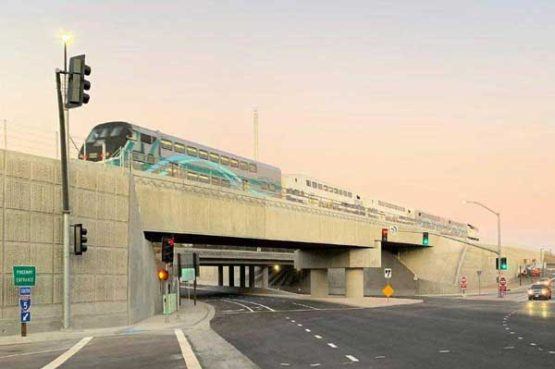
1, 1, 553, 248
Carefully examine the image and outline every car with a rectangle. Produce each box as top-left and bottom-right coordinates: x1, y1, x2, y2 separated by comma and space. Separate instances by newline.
528, 283, 552, 300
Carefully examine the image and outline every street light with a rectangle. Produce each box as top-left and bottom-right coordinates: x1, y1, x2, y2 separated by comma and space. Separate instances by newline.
464, 200, 502, 296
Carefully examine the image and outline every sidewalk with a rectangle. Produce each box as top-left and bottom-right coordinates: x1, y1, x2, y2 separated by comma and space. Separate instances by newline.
0, 299, 210, 346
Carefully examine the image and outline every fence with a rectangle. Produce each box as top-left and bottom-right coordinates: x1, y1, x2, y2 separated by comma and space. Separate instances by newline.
0, 119, 85, 160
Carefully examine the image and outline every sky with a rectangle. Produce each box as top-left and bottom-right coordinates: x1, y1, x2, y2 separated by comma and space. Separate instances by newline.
1, 1, 554, 249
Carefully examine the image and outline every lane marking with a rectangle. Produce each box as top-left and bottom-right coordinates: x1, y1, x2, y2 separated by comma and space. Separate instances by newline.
175, 329, 202, 369
309, 364, 321, 367
41, 336, 93, 369
518, 337, 523, 340
327, 343, 337, 349
0, 348, 66, 360
314, 335, 322, 339
305, 329, 311, 332
286, 316, 290, 319
280, 363, 291, 366
297, 324, 303, 327
346, 355, 359, 362
292, 302, 320, 310
504, 346, 515, 350
223, 299, 255, 312
439, 350, 450, 353
530, 343, 537, 346
375, 355, 386, 359
549, 351, 555, 354
291, 320, 296, 323
241, 300, 276, 312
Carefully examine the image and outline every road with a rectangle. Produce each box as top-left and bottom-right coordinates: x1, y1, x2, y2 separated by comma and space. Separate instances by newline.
208, 292, 555, 369
1, 290, 553, 369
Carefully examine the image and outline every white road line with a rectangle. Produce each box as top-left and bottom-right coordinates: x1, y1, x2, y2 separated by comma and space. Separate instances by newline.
439, 350, 450, 353
241, 300, 276, 312
518, 337, 523, 340
327, 343, 337, 348
297, 324, 303, 327
0, 348, 66, 360
175, 329, 202, 369
223, 299, 255, 312
375, 355, 386, 359
314, 335, 322, 339
292, 302, 320, 310
305, 329, 311, 332
549, 351, 555, 354
41, 336, 93, 369
346, 355, 359, 362
530, 343, 537, 346
291, 320, 296, 323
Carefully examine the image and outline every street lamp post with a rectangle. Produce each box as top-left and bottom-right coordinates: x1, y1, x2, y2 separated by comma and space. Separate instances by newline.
464, 200, 502, 297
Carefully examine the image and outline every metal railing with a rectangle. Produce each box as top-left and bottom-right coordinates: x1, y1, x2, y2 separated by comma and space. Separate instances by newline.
0, 119, 85, 160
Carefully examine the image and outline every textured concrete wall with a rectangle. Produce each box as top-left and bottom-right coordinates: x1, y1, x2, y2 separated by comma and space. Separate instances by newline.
134, 172, 378, 248
0, 151, 129, 335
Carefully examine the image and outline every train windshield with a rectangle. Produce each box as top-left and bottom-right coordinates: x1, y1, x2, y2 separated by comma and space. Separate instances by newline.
81, 122, 132, 161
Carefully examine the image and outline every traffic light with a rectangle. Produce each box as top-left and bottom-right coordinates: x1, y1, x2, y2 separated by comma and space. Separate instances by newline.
161, 236, 174, 263
422, 232, 429, 246
66, 54, 91, 109
157, 268, 169, 281
496, 257, 508, 270
381, 228, 388, 242
74, 224, 88, 255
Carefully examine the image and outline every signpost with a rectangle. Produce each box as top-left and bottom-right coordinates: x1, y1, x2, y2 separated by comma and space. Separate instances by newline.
384, 268, 392, 279
13, 266, 35, 337
476, 270, 482, 295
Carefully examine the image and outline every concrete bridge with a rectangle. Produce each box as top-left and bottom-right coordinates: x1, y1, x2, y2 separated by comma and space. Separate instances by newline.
0, 150, 539, 335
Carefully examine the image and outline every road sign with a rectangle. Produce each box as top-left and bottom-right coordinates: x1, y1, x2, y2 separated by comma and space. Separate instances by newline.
20, 299, 31, 312
181, 267, 195, 282
499, 277, 507, 286
19, 287, 31, 296
382, 284, 394, 298
384, 268, 392, 279
13, 265, 36, 287
20, 311, 31, 323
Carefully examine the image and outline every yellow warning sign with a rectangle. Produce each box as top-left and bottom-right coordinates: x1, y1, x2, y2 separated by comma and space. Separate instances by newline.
382, 284, 394, 298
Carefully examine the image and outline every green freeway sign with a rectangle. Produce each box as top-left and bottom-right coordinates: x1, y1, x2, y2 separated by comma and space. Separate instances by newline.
13, 266, 36, 287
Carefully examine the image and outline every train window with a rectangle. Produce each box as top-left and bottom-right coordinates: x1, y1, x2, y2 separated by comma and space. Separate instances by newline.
230, 158, 239, 168
99, 128, 110, 138
141, 134, 154, 144
311, 181, 317, 188
199, 174, 210, 183
323, 185, 328, 191
221, 156, 230, 166
174, 143, 185, 153
199, 150, 209, 160
211, 176, 221, 185
348, 192, 352, 198
334, 188, 338, 194
306, 180, 311, 187
111, 126, 124, 137
128, 130, 139, 141
209, 152, 220, 163
186, 171, 198, 181
318, 183, 322, 190
248, 163, 257, 173
261, 183, 269, 190
161, 139, 173, 150
186, 146, 198, 156
221, 179, 230, 187
239, 161, 249, 171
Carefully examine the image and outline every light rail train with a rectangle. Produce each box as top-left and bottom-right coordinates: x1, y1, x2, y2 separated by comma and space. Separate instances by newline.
80, 121, 479, 240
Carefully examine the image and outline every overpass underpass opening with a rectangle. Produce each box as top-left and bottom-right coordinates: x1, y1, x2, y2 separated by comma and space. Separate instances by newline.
381, 241, 432, 253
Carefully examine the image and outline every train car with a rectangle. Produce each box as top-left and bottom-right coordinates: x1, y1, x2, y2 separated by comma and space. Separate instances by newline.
281, 174, 365, 215
79, 121, 282, 197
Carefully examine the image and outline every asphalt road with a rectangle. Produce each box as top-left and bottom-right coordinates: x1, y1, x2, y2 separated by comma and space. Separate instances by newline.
1, 290, 553, 369
209, 293, 555, 369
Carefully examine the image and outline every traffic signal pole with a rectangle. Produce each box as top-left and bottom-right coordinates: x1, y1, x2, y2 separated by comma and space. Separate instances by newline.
56, 69, 71, 329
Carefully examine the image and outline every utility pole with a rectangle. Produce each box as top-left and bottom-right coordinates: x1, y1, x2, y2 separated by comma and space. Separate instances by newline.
253, 108, 259, 161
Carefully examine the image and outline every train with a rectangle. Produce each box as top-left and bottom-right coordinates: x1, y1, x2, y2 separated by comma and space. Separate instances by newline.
79, 121, 479, 240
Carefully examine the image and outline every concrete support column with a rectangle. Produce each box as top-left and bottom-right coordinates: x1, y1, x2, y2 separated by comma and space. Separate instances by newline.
310, 269, 329, 297
228, 265, 235, 287
240, 265, 246, 288
261, 266, 269, 288
345, 268, 364, 298
248, 265, 255, 288
218, 265, 224, 286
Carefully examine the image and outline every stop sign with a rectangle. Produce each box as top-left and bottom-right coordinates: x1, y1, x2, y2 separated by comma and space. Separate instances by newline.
499, 277, 507, 286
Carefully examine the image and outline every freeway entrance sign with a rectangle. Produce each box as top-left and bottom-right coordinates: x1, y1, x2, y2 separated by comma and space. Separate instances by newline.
13, 265, 36, 287
21, 311, 31, 323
